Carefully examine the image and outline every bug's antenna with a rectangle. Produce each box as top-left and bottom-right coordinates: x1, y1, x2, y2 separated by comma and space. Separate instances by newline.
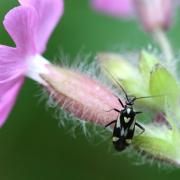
103, 67, 129, 101
133, 94, 164, 101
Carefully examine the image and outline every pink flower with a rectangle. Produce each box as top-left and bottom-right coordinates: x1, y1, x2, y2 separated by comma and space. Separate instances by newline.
134, 0, 172, 32
91, 0, 176, 32
91, 0, 135, 18
0, 0, 64, 126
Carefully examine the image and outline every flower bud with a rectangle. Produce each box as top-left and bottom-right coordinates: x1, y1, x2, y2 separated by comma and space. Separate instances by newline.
91, 0, 135, 18
134, 0, 172, 32
40, 64, 122, 125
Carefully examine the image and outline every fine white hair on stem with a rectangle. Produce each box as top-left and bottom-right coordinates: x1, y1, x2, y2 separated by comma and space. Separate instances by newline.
132, 147, 179, 169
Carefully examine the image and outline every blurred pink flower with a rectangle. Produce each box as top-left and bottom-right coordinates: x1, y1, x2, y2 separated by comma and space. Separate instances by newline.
91, 0, 135, 18
0, 0, 63, 126
134, 0, 172, 32
91, 0, 176, 32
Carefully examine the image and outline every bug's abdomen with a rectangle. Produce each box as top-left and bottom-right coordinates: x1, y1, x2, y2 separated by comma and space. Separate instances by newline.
113, 137, 127, 151
112, 113, 136, 151
112, 128, 134, 151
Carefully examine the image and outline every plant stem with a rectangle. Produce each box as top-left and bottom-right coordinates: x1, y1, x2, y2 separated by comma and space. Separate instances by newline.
153, 28, 173, 64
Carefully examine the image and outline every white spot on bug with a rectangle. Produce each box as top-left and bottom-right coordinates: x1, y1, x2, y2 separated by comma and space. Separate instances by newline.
124, 117, 130, 123
121, 127, 124, 136
124, 129, 128, 136
130, 120, 136, 130
116, 117, 121, 128
112, 137, 119, 142
126, 139, 132, 144
127, 108, 131, 114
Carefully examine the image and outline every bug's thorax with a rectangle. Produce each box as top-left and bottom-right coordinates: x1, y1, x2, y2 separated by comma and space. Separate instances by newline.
122, 105, 135, 117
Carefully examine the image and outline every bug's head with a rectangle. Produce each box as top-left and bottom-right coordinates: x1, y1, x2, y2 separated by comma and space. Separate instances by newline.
125, 97, 136, 106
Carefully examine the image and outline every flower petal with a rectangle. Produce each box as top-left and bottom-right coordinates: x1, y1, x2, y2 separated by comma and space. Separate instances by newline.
0, 45, 26, 82
91, 0, 135, 18
0, 77, 24, 127
3, 6, 38, 55
19, 0, 64, 53
0, 46, 25, 126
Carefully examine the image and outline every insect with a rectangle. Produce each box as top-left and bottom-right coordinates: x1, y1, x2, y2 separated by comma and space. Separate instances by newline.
105, 94, 145, 151
105, 72, 157, 151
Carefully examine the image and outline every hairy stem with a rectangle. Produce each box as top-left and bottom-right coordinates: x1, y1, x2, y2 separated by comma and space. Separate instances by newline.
152, 28, 173, 63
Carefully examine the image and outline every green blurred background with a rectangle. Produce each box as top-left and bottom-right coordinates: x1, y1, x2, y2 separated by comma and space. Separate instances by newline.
0, 0, 180, 179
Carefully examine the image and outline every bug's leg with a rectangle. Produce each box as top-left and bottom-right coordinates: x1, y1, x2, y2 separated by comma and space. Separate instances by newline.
117, 98, 125, 108
135, 122, 145, 135
105, 120, 117, 128
105, 108, 121, 113
135, 111, 143, 115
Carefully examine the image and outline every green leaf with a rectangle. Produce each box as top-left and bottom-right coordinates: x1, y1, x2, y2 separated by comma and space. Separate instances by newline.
149, 64, 179, 109
139, 50, 159, 80
98, 53, 148, 97
98, 53, 139, 80
132, 124, 180, 166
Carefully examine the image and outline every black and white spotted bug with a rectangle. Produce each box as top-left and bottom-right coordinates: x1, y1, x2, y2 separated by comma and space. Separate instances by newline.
104, 71, 159, 151
105, 95, 145, 151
